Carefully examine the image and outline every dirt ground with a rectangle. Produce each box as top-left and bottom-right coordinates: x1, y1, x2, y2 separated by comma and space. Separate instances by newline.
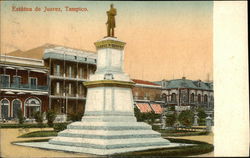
0, 128, 98, 158
0, 128, 214, 157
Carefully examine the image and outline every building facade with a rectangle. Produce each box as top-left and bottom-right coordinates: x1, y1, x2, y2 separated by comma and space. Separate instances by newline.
0, 55, 49, 120
2, 44, 213, 122
1, 44, 97, 121
43, 46, 97, 120
154, 77, 214, 112
132, 79, 164, 114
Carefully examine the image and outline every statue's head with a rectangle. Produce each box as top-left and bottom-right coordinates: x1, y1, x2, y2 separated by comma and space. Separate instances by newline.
110, 4, 114, 8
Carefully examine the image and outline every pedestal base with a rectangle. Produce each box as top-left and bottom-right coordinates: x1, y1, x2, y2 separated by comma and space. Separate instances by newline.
45, 115, 171, 155
15, 142, 192, 156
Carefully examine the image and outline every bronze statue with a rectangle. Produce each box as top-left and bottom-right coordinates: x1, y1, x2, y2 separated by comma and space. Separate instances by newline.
106, 4, 117, 37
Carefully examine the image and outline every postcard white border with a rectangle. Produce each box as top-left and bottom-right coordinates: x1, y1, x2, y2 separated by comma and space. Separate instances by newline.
214, 1, 249, 156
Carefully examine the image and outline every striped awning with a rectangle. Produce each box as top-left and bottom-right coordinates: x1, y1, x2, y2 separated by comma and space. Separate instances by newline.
135, 103, 152, 113
150, 104, 164, 114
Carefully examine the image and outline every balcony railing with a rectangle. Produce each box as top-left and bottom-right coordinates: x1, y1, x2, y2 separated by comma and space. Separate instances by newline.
50, 73, 89, 81
190, 101, 197, 104
54, 72, 62, 77
167, 101, 177, 104
1, 83, 48, 91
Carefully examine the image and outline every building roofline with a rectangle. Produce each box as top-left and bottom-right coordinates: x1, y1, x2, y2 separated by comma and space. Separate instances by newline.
43, 43, 96, 54
0, 55, 44, 62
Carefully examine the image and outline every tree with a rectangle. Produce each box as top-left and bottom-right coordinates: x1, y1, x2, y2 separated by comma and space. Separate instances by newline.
197, 108, 206, 125
147, 111, 156, 124
178, 110, 194, 127
134, 107, 144, 122
165, 112, 177, 127
34, 111, 43, 125
67, 112, 83, 122
46, 110, 56, 127
134, 107, 161, 125
17, 109, 24, 124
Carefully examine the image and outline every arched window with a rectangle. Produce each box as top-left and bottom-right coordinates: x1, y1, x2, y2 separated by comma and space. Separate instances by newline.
25, 98, 41, 118
198, 94, 201, 103
190, 93, 194, 102
162, 93, 167, 102
1, 99, 9, 119
171, 93, 176, 102
211, 95, 214, 101
12, 99, 21, 118
204, 95, 208, 103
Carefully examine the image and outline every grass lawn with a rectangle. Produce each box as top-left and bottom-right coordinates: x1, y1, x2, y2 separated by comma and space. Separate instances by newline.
18, 130, 58, 138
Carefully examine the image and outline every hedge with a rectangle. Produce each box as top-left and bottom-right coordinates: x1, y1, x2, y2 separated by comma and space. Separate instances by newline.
112, 138, 214, 157
18, 130, 58, 138
161, 131, 209, 137
53, 123, 69, 132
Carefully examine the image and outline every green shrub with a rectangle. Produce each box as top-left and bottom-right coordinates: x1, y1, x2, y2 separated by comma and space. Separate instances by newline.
147, 112, 160, 124
34, 111, 43, 125
53, 123, 68, 132
67, 112, 83, 122
152, 125, 161, 130
197, 108, 206, 125
165, 112, 177, 127
134, 107, 143, 121
46, 110, 56, 127
178, 110, 194, 127
134, 107, 160, 124
17, 109, 24, 124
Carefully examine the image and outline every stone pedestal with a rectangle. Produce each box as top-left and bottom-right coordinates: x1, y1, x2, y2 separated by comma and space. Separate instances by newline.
193, 112, 199, 126
161, 115, 167, 129
205, 116, 212, 131
48, 37, 170, 155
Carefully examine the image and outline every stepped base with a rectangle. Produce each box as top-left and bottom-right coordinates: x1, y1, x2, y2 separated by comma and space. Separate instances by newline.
48, 119, 171, 152
14, 142, 193, 155
15, 115, 183, 155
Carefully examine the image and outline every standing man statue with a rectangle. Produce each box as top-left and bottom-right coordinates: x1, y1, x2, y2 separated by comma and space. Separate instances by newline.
106, 4, 117, 37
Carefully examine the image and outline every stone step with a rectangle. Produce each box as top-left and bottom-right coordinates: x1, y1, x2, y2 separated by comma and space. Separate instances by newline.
81, 116, 137, 122
67, 121, 152, 130
58, 129, 161, 139
49, 137, 170, 149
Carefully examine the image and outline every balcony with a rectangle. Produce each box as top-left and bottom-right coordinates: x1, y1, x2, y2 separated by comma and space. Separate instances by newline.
133, 96, 149, 101
49, 94, 86, 100
190, 101, 197, 104
167, 101, 177, 104
0, 83, 48, 91
50, 73, 88, 81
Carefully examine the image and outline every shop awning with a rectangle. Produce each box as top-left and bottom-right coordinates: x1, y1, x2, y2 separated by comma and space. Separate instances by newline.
150, 104, 164, 114
135, 103, 152, 113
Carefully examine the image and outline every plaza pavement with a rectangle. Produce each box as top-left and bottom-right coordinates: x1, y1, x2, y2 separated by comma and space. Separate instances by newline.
0, 128, 213, 157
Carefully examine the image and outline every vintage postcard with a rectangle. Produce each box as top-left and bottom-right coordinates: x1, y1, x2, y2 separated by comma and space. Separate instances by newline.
0, 0, 248, 157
